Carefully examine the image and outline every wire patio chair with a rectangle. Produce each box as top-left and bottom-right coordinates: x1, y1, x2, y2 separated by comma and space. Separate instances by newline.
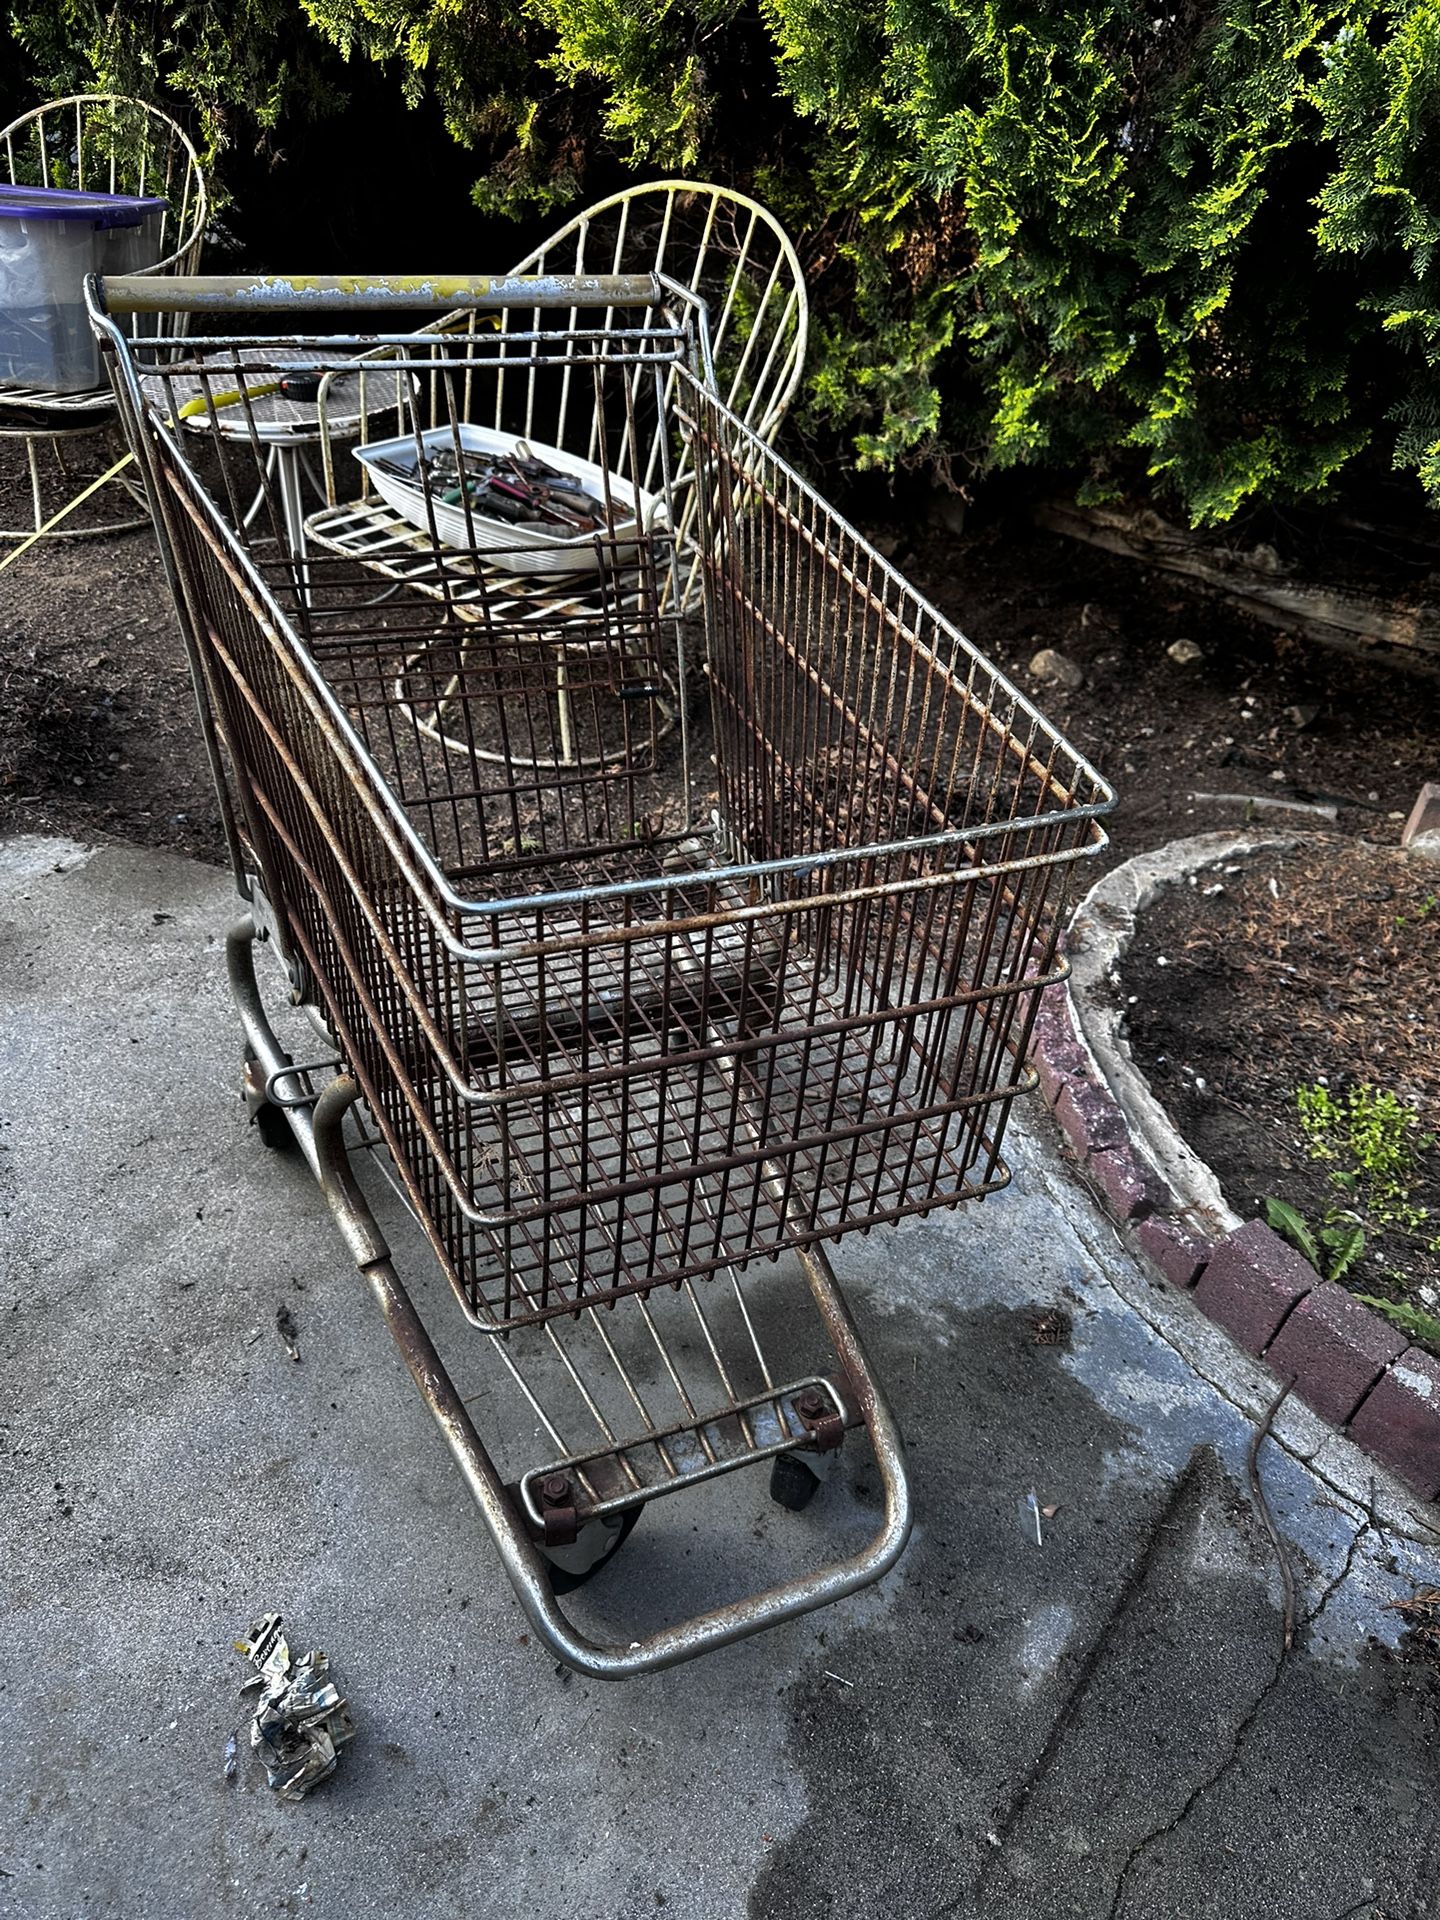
0, 93, 207, 539
301, 183, 807, 768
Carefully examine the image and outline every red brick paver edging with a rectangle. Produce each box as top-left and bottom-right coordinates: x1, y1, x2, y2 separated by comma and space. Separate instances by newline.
1028, 976, 1440, 1503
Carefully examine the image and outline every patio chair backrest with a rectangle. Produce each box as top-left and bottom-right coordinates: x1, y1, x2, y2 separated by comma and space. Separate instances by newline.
509, 181, 807, 446
324, 182, 808, 616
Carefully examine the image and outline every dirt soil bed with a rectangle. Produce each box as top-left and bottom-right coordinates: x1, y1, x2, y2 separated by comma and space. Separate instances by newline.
1122, 836, 1440, 1346
5, 430, 1440, 881
0, 439, 228, 864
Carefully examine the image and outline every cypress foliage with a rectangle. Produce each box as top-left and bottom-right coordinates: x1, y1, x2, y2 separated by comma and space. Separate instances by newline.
6, 0, 1438, 522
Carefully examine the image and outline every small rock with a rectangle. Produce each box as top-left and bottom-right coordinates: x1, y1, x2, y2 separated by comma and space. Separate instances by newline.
1029, 647, 1084, 691
1403, 781, 1440, 862
1166, 638, 1203, 665
927, 493, 967, 537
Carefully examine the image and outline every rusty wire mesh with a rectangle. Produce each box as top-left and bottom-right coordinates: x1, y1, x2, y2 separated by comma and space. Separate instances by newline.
108, 305, 1111, 1331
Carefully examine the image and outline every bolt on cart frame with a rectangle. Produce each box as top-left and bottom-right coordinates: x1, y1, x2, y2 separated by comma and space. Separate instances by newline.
88, 272, 1114, 1677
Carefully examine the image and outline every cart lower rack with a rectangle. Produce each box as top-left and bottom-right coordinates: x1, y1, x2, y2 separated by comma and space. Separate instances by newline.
89, 272, 1114, 1676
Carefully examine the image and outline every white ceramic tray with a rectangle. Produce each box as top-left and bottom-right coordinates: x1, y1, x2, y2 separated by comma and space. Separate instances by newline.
353, 424, 660, 578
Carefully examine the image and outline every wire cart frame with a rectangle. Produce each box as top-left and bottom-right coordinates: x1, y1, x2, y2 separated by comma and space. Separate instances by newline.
88, 271, 1114, 1677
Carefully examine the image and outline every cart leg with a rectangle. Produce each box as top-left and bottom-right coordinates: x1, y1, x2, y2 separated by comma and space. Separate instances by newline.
225, 918, 323, 1179
225, 914, 914, 1675
242, 1050, 301, 1152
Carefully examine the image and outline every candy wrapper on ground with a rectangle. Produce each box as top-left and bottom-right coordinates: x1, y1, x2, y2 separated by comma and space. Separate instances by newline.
235, 1613, 355, 1800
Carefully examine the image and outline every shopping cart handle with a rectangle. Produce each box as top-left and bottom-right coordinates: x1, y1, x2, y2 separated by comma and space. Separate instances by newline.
90, 271, 665, 317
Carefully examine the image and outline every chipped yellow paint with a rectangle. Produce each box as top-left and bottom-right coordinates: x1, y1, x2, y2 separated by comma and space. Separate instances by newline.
97, 272, 664, 315
175, 384, 281, 418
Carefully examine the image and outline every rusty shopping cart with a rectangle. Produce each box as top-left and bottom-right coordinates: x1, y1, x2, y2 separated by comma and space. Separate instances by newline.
87, 272, 1114, 1677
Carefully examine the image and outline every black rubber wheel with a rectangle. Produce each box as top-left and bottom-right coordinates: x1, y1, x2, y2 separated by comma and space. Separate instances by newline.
770, 1453, 821, 1512
252, 1098, 297, 1153
544, 1504, 644, 1594
244, 1052, 299, 1154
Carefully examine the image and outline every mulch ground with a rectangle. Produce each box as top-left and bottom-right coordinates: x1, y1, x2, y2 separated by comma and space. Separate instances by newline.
0, 436, 228, 864
6, 429, 1440, 884
1122, 835, 1440, 1342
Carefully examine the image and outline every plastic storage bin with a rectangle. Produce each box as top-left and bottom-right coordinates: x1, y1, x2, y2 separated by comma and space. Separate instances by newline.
0, 184, 167, 393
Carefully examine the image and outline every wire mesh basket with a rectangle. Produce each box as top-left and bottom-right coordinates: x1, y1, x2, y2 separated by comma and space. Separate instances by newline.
89, 271, 1114, 1675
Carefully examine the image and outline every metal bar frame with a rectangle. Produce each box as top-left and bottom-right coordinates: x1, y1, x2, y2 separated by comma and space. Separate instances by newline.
227, 915, 911, 1677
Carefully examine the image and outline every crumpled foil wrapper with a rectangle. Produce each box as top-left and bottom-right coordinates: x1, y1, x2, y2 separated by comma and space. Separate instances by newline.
235, 1613, 356, 1800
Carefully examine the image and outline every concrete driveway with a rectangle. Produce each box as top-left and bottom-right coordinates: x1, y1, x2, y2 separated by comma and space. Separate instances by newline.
3, 833, 1438, 1920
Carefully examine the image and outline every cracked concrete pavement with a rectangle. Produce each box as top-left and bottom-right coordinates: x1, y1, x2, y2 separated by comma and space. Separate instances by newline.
3, 833, 1439, 1920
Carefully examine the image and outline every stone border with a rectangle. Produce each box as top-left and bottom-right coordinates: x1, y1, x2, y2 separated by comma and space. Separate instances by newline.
1030, 831, 1440, 1503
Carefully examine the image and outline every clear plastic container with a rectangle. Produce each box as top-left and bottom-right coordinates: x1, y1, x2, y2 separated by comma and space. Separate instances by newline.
0, 184, 168, 394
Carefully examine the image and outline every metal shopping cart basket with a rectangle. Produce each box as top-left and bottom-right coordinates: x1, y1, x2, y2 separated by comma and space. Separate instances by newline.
87, 272, 1114, 1677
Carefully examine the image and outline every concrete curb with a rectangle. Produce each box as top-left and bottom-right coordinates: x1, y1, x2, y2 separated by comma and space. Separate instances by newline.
1031, 834, 1440, 1504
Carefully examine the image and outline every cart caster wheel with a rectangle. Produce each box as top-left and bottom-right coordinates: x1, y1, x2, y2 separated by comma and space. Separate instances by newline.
244, 1053, 299, 1154
770, 1453, 821, 1512
252, 1099, 297, 1153
543, 1505, 643, 1594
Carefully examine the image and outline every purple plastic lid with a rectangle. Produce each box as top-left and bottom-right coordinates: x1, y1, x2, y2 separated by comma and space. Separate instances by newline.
0, 182, 168, 228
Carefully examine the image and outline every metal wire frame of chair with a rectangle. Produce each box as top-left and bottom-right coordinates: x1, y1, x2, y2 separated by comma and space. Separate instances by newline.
300, 182, 808, 768
0, 93, 208, 540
